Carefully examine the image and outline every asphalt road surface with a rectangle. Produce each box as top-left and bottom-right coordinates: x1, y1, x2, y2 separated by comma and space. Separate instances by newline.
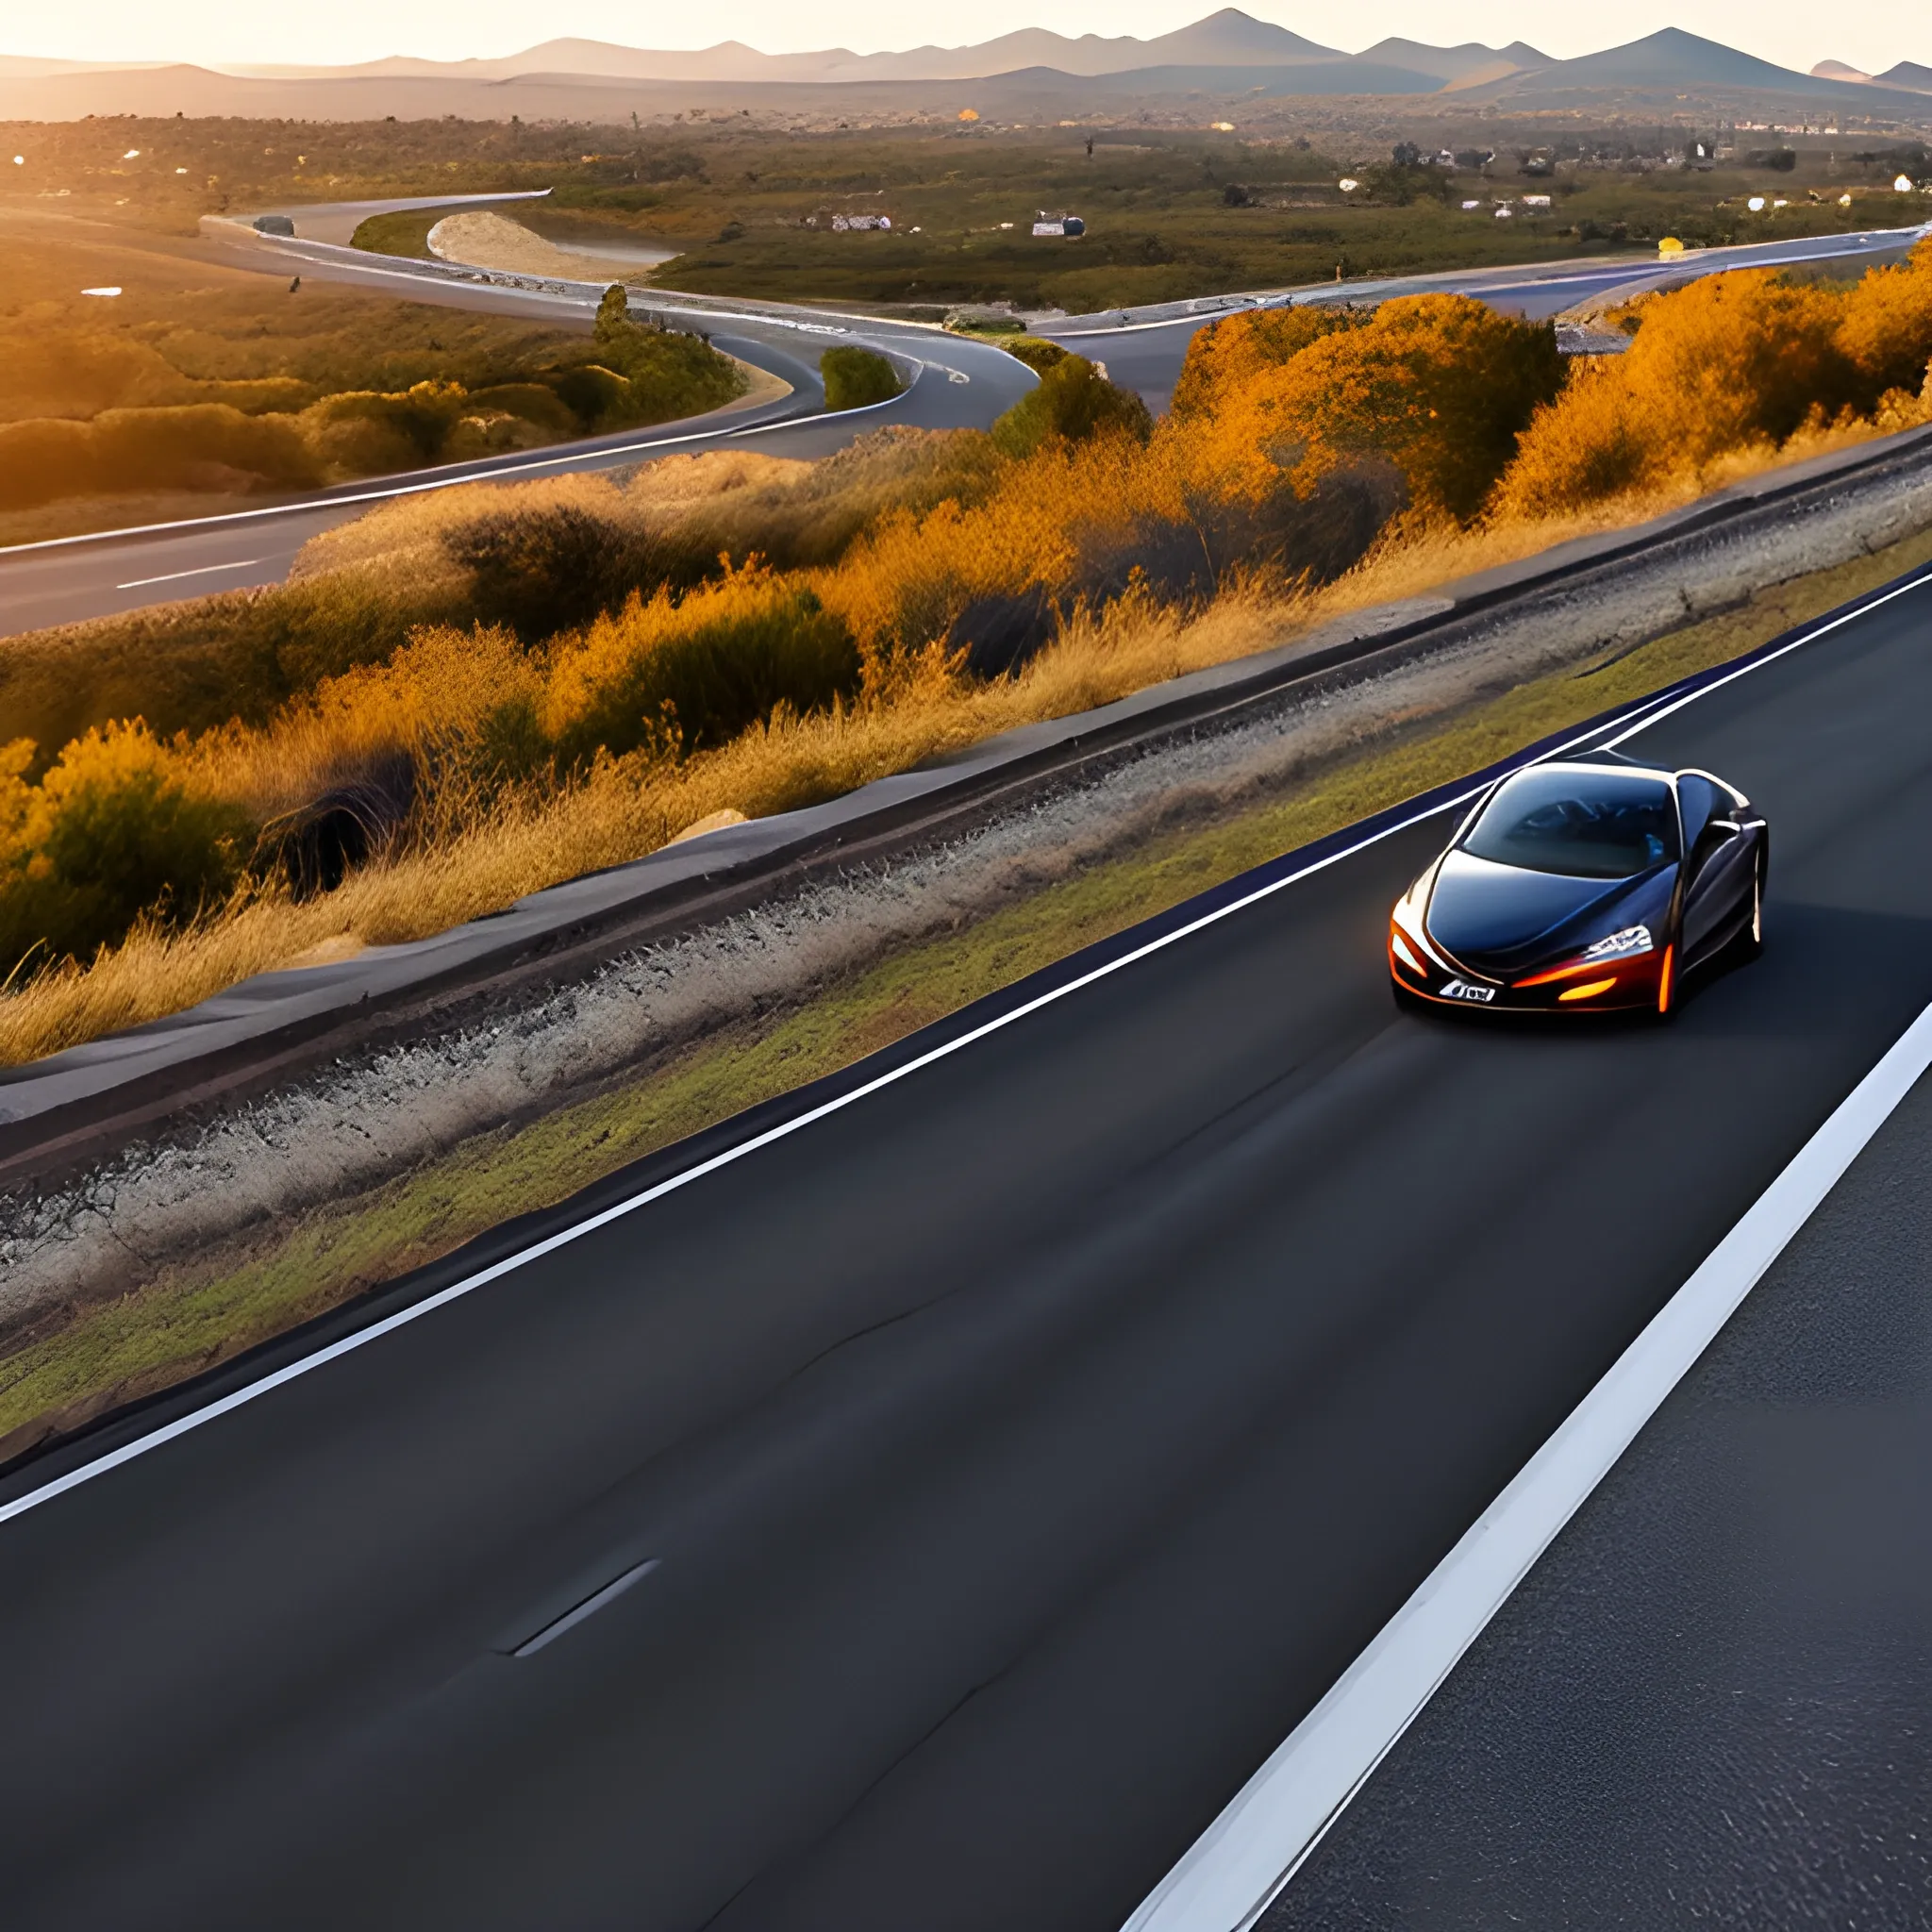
1270, 1045, 1932, 1929
1, 562, 1928, 1929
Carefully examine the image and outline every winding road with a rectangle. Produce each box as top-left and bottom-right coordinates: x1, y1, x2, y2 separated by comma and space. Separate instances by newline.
3, 202, 1924, 639
2, 549, 1929, 1928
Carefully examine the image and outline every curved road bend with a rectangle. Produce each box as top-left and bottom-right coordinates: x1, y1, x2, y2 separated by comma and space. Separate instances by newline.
0, 216, 1036, 639
0, 566, 1928, 1928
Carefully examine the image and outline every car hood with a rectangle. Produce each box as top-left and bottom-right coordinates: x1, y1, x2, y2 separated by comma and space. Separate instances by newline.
1424, 850, 1674, 978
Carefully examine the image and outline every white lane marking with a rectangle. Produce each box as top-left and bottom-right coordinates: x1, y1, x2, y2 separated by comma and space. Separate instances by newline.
1123, 993, 1932, 1932
115, 558, 263, 590
1, 363, 925, 559
0, 695, 1683, 1530
1600, 560, 1932, 751
2, 566, 1925, 1527
509, 1558, 661, 1658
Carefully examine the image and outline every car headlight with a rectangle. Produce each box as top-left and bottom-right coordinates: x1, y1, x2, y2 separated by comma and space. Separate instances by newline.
1581, 924, 1653, 962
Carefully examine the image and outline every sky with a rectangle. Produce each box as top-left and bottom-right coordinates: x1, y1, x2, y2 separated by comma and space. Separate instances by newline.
3, 1, 1923, 86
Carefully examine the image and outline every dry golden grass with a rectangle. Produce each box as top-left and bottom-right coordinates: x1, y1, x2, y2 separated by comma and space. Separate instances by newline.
0, 582, 1287, 1065
5, 408, 1909, 1074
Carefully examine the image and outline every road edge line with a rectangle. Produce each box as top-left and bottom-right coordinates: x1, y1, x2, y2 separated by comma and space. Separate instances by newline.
1120, 996, 1932, 1932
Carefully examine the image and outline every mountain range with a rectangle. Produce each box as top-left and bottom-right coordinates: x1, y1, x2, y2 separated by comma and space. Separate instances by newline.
1813, 58, 1932, 94
1, 14, 1927, 119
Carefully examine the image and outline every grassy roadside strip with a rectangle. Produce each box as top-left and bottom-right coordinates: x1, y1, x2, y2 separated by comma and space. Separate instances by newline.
7, 521, 1932, 1456
347, 210, 441, 259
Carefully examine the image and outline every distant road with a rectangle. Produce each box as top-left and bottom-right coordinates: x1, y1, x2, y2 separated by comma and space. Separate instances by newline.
3, 208, 1924, 639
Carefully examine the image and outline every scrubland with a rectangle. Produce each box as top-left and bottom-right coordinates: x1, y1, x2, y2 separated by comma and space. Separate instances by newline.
0, 230, 743, 539
10, 111, 1927, 317
4, 242, 1931, 1066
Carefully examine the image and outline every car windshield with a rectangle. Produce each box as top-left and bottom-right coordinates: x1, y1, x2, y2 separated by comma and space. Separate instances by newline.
1460, 768, 1680, 880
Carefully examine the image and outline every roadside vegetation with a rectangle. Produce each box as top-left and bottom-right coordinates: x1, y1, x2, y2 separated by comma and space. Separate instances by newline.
0, 231, 745, 540
3, 242, 1930, 1065
820, 345, 906, 410
10, 510, 1932, 1461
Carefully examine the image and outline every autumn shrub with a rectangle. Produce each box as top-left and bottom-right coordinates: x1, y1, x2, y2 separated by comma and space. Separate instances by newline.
543, 568, 862, 764
1194, 294, 1563, 522
1, 438, 1006, 764
822, 408, 1391, 675
821, 346, 907, 411
1835, 237, 1932, 397
0, 726, 254, 978
1168, 304, 1368, 418
1491, 258, 1932, 519
442, 501, 659, 641
991, 355, 1153, 458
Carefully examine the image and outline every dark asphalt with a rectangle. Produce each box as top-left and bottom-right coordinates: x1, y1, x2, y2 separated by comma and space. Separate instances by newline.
1269, 1031, 1932, 1930
0, 568, 1928, 1928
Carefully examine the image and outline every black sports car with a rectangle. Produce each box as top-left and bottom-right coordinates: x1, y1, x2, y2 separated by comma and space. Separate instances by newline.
1389, 755, 1768, 1016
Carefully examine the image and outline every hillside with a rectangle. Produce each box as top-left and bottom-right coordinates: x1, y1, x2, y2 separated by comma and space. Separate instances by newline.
3, 16, 1929, 127
1482, 28, 1897, 104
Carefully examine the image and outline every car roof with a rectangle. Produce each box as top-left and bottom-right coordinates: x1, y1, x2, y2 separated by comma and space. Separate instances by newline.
1497, 756, 1676, 786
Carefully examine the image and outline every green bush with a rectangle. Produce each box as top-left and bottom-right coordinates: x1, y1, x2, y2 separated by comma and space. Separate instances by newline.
591, 286, 748, 421
821, 346, 907, 412
0, 726, 255, 976
551, 578, 862, 765
991, 355, 1153, 458
999, 337, 1072, 376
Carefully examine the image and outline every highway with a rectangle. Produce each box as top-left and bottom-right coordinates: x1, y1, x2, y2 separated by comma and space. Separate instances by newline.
5, 208, 1923, 637
1, 558, 1927, 1928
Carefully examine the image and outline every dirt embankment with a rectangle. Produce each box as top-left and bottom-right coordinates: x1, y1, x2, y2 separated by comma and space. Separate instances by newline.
426, 209, 667, 281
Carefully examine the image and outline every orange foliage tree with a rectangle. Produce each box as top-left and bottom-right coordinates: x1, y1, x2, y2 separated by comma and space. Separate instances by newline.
1494, 244, 1932, 520
1180, 294, 1565, 522
1169, 304, 1368, 418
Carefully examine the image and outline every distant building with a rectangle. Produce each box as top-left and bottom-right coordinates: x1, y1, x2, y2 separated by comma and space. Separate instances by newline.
1032, 211, 1086, 238
828, 213, 892, 231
